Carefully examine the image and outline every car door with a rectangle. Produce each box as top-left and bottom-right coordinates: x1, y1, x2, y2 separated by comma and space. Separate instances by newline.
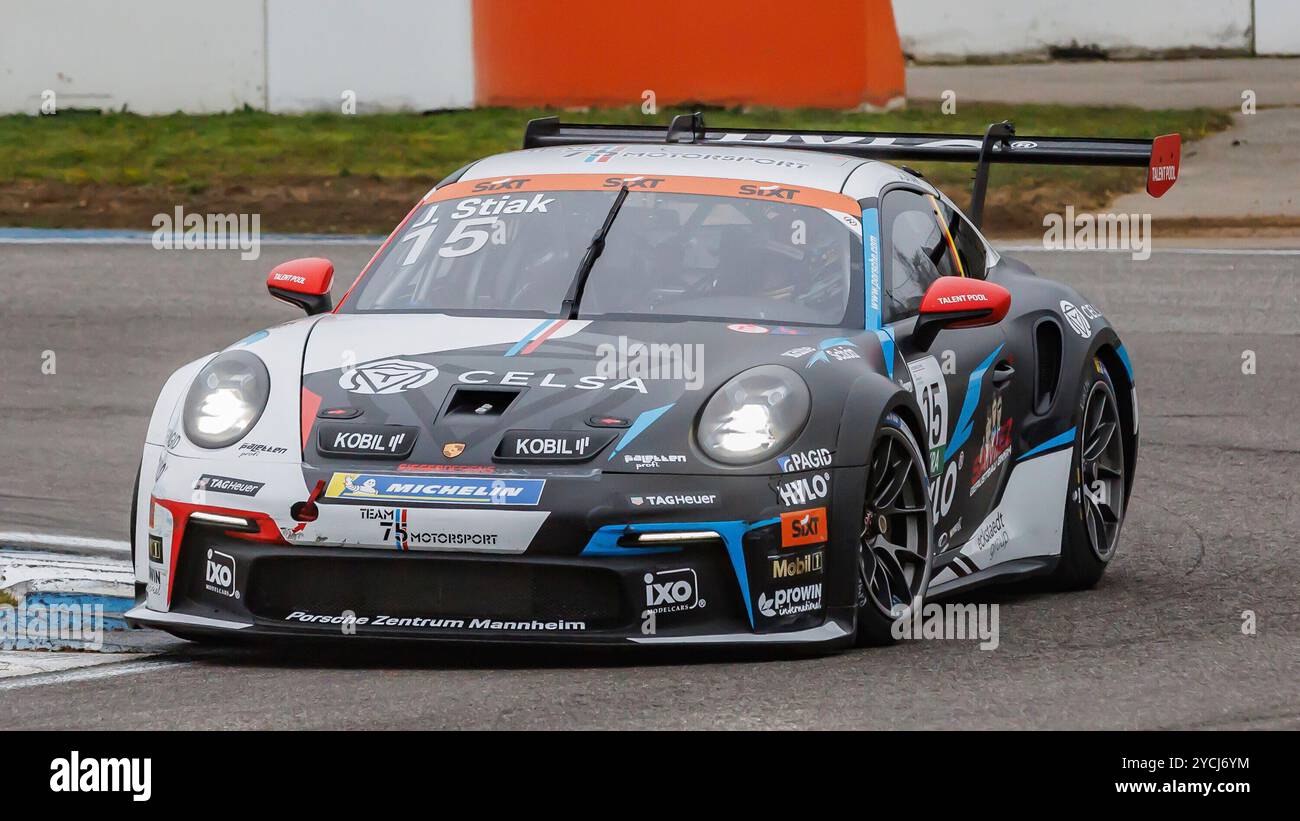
880, 186, 1012, 554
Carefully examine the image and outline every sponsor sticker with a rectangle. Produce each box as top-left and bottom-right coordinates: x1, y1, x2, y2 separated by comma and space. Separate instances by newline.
643, 568, 706, 615
195, 474, 264, 497
776, 448, 832, 472
496, 429, 615, 462
769, 548, 824, 580
147, 534, 163, 564
340, 358, 439, 395
757, 582, 823, 617
324, 473, 545, 506
204, 549, 238, 598
780, 506, 828, 548
628, 493, 718, 508
316, 423, 418, 459
774, 472, 829, 507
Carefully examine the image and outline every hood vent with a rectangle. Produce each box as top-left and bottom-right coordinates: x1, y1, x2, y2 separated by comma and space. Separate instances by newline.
441, 386, 521, 419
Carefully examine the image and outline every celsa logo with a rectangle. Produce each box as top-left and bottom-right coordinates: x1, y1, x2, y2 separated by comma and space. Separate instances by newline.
472, 177, 529, 192
340, 358, 439, 394
204, 549, 238, 598
738, 183, 799, 200
643, 568, 704, 614
1060, 300, 1092, 338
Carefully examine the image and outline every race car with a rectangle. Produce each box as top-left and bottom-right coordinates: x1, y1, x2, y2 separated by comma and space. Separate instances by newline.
126, 114, 1180, 649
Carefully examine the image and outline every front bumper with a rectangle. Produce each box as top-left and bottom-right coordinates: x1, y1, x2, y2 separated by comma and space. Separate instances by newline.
131, 461, 864, 648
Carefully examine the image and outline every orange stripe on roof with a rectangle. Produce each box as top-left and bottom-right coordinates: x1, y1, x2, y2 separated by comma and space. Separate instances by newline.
425, 173, 862, 216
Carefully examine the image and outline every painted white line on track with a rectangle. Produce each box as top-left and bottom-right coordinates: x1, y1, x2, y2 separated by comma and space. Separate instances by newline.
997, 245, 1300, 256
0, 531, 130, 554
0, 658, 190, 692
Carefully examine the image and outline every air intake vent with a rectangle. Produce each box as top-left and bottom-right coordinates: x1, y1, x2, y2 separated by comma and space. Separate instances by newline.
1034, 318, 1063, 415
443, 386, 520, 418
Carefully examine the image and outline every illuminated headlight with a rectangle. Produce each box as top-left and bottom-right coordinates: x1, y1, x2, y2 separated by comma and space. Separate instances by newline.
182, 351, 270, 449
696, 365, 810, 465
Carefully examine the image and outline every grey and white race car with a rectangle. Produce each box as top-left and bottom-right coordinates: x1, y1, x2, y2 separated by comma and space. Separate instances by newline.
127, 115, 1179, 649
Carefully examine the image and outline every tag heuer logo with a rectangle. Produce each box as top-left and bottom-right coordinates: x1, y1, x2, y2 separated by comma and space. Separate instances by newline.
442, 442, 466, 459
340, 358, 438, 395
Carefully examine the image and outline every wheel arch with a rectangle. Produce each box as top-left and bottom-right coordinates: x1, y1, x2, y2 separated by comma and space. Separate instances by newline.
1093, 341, 1138, 506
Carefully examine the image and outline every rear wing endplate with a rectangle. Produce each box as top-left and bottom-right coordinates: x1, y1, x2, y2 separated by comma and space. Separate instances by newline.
523, 114, 1181, 227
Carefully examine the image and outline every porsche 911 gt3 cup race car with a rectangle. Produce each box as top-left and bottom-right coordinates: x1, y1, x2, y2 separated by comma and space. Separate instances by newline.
127, 115, 1180, 649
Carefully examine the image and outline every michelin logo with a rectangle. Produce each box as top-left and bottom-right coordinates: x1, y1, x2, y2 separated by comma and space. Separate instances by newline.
325, 473, 545, 506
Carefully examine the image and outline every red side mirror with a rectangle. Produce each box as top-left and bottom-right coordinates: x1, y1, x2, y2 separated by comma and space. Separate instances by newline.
268, 257, 334, 316
914, 276, 1011, 350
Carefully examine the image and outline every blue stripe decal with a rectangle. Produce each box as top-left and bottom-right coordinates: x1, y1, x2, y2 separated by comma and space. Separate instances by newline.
1018, 427, 1077, 461
1115, 343, 1135, 382
504, 319, 554, 357
944, 343, 1004, 462
863, 207, 882, 330
873, 327, 896, 380
607, 403, 674, 461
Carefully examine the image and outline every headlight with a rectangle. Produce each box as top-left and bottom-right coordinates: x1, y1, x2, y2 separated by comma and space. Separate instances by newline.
696, 365, 810, 465
182, 351, 271, 449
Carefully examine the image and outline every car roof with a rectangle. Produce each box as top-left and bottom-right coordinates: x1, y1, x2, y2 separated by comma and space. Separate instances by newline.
459, 143, 919, 196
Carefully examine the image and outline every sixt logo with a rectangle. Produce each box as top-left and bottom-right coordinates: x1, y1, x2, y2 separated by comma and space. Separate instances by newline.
738, 183, 800, 200
472, 177, 530, 192
603, 176, 665, 189
780, 507, 827, 548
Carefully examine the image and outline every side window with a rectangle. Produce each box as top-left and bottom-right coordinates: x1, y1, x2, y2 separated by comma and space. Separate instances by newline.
882, 189, 959, 322
935, 198, 989, 279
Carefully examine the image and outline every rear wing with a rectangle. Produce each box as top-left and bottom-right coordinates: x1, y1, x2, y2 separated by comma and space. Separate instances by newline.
523, 114, 1181, 227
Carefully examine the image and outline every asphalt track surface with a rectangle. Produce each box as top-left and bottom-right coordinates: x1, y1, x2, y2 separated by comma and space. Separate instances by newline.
1, 242, 1297, 729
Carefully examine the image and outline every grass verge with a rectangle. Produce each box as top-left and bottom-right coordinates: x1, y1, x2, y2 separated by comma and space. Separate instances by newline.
0, 103, 1231, 235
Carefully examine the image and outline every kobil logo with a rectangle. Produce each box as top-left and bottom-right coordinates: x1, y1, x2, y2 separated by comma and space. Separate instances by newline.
780, 507, 828, 548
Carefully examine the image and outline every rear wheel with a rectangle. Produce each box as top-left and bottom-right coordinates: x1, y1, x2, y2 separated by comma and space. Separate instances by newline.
1049, 357, 1127, 590
855, 414, 934, 646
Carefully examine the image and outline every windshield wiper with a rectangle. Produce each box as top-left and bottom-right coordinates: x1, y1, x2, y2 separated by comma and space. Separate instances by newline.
560, 184, 629, 319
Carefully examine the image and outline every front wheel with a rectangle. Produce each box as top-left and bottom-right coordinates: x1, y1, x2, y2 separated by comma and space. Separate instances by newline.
855, 414, 934, 646
1049, 357, 1127, 590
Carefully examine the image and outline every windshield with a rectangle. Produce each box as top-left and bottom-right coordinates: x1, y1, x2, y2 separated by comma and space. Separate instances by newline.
343, 175, 864, 327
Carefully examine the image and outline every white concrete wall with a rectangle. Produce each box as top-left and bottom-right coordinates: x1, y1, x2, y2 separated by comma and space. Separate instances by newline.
0, 0, 266, 114
895, 1, 1257, 61
266, 0, 474, 112
1255, 0, 1300, 55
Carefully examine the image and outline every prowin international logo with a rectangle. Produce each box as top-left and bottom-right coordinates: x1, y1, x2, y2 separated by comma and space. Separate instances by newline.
50, 751, 151, 801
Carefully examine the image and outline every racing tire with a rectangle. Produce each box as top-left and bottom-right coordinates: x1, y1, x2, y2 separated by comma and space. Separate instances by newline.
855, 413, 935, 646
1049, 356, 1127, 591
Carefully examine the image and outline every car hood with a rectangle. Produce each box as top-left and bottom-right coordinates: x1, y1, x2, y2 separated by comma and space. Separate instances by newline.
298, 313, 882, 474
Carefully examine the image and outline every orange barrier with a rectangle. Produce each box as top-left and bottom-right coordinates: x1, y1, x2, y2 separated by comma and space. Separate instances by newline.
472, 0, 906, 110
